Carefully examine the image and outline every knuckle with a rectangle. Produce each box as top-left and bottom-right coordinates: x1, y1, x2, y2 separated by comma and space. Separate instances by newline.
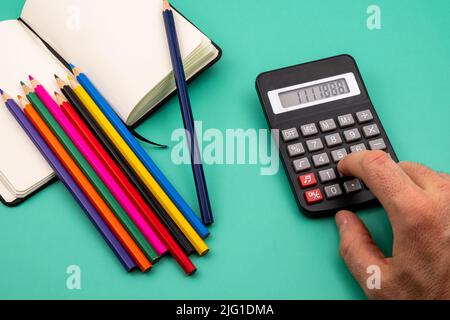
361, 151, 390, 170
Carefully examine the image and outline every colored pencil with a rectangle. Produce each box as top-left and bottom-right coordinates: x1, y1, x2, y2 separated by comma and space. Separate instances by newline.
29, 76, 167, 257
0, 90, 136, 271
162, 0, 214, 225
56, 77, 195, 255
17, 94, 152, 272
68, 76, 209, 256
21, 83, 158, 262
54, 88, 196, 274
71, 66, 210, 237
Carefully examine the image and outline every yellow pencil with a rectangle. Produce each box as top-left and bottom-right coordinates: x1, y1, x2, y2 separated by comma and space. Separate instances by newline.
67, 76, 208, 255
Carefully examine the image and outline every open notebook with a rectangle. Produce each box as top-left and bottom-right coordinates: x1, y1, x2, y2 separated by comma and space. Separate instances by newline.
0, 0, 221, 205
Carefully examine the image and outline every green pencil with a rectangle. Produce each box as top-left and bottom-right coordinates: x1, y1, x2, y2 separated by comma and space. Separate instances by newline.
22, 82, 158, 262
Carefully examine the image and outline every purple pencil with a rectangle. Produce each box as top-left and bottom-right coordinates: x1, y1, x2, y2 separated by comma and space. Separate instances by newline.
1, 89, 136, 272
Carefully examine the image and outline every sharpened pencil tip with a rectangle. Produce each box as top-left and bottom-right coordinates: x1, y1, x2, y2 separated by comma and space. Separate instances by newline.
163, 0, 171, 11
54, 74, 60, 79
20, 81, 26, 86
0, 88, 3, 95
28, 75, 34, 81
54, 91, 59, 96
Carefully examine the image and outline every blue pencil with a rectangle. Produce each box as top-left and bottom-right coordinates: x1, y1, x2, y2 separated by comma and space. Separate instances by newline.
1, 89, 136, 272
161, 0, 214, 225
70, 67, 211, 235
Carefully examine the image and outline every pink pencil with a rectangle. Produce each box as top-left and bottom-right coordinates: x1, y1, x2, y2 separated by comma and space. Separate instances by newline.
29, 76, 167, 256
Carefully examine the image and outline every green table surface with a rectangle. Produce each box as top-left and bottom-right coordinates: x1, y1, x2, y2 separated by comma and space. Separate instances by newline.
1, 0, 449, 299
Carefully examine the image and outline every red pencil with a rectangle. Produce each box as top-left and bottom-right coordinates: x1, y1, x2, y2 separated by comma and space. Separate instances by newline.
54, 90, 196, 275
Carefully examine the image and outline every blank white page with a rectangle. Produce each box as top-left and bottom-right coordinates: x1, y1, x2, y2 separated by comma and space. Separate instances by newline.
21, 0, 205, 121
0, 20, 64, 194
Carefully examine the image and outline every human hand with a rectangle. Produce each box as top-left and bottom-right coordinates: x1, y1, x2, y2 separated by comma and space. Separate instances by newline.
335, 151, 450, 299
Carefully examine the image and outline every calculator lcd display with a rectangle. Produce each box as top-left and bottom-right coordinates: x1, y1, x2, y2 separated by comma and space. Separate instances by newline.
267, 72, 361, 115
279, 79, 350, 109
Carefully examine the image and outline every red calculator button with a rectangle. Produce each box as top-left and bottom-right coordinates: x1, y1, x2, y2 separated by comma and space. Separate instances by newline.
304, 188, 323, 204
299, 173, 317, 188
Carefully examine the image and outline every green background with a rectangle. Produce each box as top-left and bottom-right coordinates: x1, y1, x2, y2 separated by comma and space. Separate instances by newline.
0, 0, 449, 299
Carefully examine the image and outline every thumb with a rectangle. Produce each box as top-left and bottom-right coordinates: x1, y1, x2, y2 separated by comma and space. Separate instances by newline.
336, 211, 390, 294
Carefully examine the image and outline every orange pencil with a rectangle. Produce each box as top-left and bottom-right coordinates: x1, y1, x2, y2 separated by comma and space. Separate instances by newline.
18, 95, 152, 272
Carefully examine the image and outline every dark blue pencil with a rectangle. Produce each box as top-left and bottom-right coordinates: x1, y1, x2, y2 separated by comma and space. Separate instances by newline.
162, 0, 214, 225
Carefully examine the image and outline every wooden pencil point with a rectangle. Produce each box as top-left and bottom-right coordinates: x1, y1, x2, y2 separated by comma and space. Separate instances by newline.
55, 92, 65, 105
72, 67, 81, 77
1, 91, 11, 102
30, 78, 39, 89
20, 82, 33, 95
0, 88, 3, 95
68, 76, 79, 89
163, 0, 171, 11
54, 75, 66, 89
17, 95, 26, 110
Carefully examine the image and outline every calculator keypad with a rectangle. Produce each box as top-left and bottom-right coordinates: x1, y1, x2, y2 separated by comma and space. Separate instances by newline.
337, 114, 355, 128
343, 128, 361, 142
369, 138, 387, 150
299, 173, 317, 188
356, 110, 374, 123
281, 128, 299, 142
319, 119, 337, 132
350, 143, 366, 153
324, 133, 342, 147
343, 179, 363, 194
363, 124, 380, 138
306, 138, 324, 152
293, 158, 311, 172
283, 109, 392, 212
324, 184, 343, 199
312, 153, 330, 167
287, 143, 305, 157
301, 123, 318, 137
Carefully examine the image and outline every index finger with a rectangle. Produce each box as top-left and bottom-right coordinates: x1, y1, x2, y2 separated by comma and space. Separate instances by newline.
338, 151, 424, 217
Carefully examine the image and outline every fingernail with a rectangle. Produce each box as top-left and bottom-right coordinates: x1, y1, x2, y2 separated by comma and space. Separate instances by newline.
335, 212, 348, 230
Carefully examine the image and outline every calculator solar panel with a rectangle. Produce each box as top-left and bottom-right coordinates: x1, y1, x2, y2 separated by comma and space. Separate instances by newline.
256, 55, 398, 218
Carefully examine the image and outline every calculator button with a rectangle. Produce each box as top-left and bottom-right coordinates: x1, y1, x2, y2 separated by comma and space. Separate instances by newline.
300, 123, 318, 137
350, 143, 367, 153
343, 128, 361, 142
318, 168, 337, 183
298, 173, 317, 188
293, 158, 311, 173
369, 138, 387, 150
319, 119, 337, 132
331, 148, 348, 162
304, 188, 323, 204
324, 184, 343, 199
312, 153, 330, 167
281, 128, 299, 142
306, 138, 324, 152
337, 114, 355, 128
324, 133, 342, 147
287, 143, 305, 157
363, 124, 380, 138
343, 179, 363, 194
356, 110, 374, 123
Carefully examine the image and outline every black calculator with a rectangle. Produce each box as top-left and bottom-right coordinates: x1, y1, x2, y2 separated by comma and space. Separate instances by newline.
256, 55, 398, 218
